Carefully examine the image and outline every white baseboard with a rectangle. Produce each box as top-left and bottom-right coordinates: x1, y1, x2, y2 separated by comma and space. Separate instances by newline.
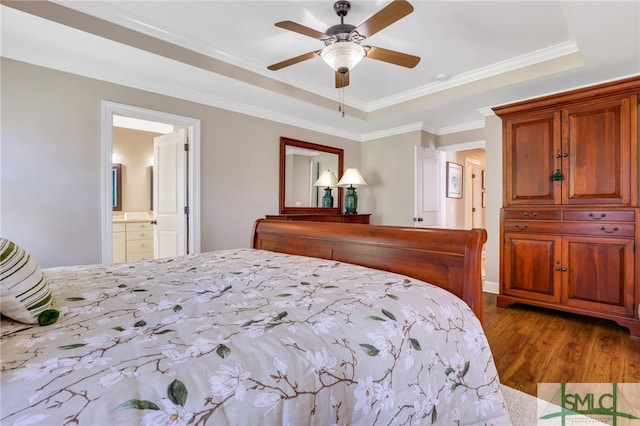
483, 280, 499, 294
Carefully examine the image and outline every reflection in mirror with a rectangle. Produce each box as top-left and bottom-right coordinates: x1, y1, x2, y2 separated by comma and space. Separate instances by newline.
112, 163, 122, 212
280, 137, 343, 214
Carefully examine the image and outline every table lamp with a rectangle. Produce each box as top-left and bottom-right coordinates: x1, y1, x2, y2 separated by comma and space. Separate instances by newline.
313, 170, 338, 207
337, 168, 367, 214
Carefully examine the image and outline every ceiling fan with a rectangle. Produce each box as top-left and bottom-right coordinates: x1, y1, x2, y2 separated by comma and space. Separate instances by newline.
267, 0, 420, 88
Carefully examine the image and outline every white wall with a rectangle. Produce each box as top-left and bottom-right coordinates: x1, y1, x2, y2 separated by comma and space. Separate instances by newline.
0, 58, 361, 267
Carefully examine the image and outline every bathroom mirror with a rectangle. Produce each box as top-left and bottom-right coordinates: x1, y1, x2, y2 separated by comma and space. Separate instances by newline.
112, 163, 122, 212
279, 137, 343, 214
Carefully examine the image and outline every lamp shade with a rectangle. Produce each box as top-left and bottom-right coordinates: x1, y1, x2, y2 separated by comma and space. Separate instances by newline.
314, 170, 338, 187
321, 42, 365, 73
337, 168, 367, 187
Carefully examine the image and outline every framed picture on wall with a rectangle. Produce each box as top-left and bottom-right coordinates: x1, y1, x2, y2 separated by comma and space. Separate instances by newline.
446, 161, 463, 199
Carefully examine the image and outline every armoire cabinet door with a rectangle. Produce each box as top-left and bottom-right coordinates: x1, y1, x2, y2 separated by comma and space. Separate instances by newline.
503, 111, 561, 206
562, 236, 635, 316
502, 233, 561, 303
562, 97, 632, 205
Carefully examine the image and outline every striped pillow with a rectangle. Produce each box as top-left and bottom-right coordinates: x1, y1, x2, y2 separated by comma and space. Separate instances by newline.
0, 238, 53, 324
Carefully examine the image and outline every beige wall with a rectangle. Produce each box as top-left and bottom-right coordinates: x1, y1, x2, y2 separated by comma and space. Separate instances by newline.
484, 114, 503, 289
1, 58, 360, 267
1, 57, 499, 277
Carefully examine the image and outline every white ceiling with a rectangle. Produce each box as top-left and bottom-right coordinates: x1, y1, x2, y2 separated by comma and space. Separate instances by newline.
2, 1, 639, 141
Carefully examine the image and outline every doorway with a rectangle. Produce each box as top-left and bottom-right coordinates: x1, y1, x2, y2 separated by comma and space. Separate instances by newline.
438, 140, 486, 230
100, 101, 201, 264
464, 157, 483, 229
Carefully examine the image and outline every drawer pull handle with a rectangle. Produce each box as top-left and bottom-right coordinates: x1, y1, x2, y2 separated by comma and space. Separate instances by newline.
522, 212, 538, 218
514, 224, 528, 230
600, 226, 619, 234
588, 213, 607, 220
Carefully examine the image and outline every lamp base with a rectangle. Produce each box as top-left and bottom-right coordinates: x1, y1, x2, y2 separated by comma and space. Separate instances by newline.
321, 187, 334, 208
344, 186, 358, 214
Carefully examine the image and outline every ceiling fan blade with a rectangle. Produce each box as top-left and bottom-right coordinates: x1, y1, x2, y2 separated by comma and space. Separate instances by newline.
353, 0, 414, 39
335, 71, 350, 88
275, 21, 328, 40
364, 46, 420, 68
267, 51, 320, 71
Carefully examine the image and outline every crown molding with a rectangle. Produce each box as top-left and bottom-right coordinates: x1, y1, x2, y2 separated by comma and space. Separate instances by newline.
437, 120, 485, 136
366, 41, 579, 111
360, 122, 425, 142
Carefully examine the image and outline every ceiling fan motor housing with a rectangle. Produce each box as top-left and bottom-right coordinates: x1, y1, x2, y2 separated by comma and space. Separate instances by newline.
334, 1, 351, 17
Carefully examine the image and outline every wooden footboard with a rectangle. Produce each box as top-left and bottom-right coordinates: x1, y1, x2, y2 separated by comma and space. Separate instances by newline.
251, 219, 487, 322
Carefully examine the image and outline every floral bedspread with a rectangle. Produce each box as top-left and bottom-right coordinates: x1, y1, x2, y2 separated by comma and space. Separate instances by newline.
1, 249, 510, 425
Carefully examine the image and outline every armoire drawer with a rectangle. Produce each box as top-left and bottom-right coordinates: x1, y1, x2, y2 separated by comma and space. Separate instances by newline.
502, 210, 561, 220
503, 220, 635, 237
562, 210, 635, 222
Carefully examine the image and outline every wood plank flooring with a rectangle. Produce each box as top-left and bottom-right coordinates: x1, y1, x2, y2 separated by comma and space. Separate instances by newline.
482, 293, 640, 396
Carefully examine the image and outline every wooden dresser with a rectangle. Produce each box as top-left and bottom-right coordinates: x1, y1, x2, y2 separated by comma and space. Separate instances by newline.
265, 214, 371, 224
494, 76, 640, 336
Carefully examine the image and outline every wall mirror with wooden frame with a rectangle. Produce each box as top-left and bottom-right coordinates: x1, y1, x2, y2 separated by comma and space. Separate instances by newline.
112, 163, 122, 212
279, 137, 344, 214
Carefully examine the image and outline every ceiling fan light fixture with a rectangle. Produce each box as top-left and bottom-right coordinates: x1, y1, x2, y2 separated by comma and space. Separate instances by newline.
321, 41, 365, 73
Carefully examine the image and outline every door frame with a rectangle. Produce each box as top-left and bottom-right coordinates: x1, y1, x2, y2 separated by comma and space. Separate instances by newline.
100, 101, 201, 264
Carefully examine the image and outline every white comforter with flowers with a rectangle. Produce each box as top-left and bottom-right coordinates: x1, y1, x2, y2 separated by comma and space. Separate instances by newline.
1, 249, 510, 425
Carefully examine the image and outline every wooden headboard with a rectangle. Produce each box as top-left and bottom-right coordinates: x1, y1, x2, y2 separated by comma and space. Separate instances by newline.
251, 219, 487, 322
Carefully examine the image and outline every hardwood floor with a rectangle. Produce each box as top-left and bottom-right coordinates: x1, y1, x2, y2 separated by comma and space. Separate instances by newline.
483, 292, 640, 396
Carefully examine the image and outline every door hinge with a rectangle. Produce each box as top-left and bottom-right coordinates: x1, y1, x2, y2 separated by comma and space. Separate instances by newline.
184, 143, 189, 152
184, 206, 189, 215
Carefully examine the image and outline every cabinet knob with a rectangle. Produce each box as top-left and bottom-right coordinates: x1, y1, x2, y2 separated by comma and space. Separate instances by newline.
552, 169, 564, 181
514, 224, 528, 230
523, 212, 538, 218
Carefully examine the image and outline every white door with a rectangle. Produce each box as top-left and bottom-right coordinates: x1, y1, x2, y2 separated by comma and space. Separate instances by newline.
153, 129, 188, 259
414, 146, 445, 228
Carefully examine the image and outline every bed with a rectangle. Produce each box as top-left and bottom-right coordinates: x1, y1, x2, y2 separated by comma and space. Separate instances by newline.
1, 219, 510, 425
